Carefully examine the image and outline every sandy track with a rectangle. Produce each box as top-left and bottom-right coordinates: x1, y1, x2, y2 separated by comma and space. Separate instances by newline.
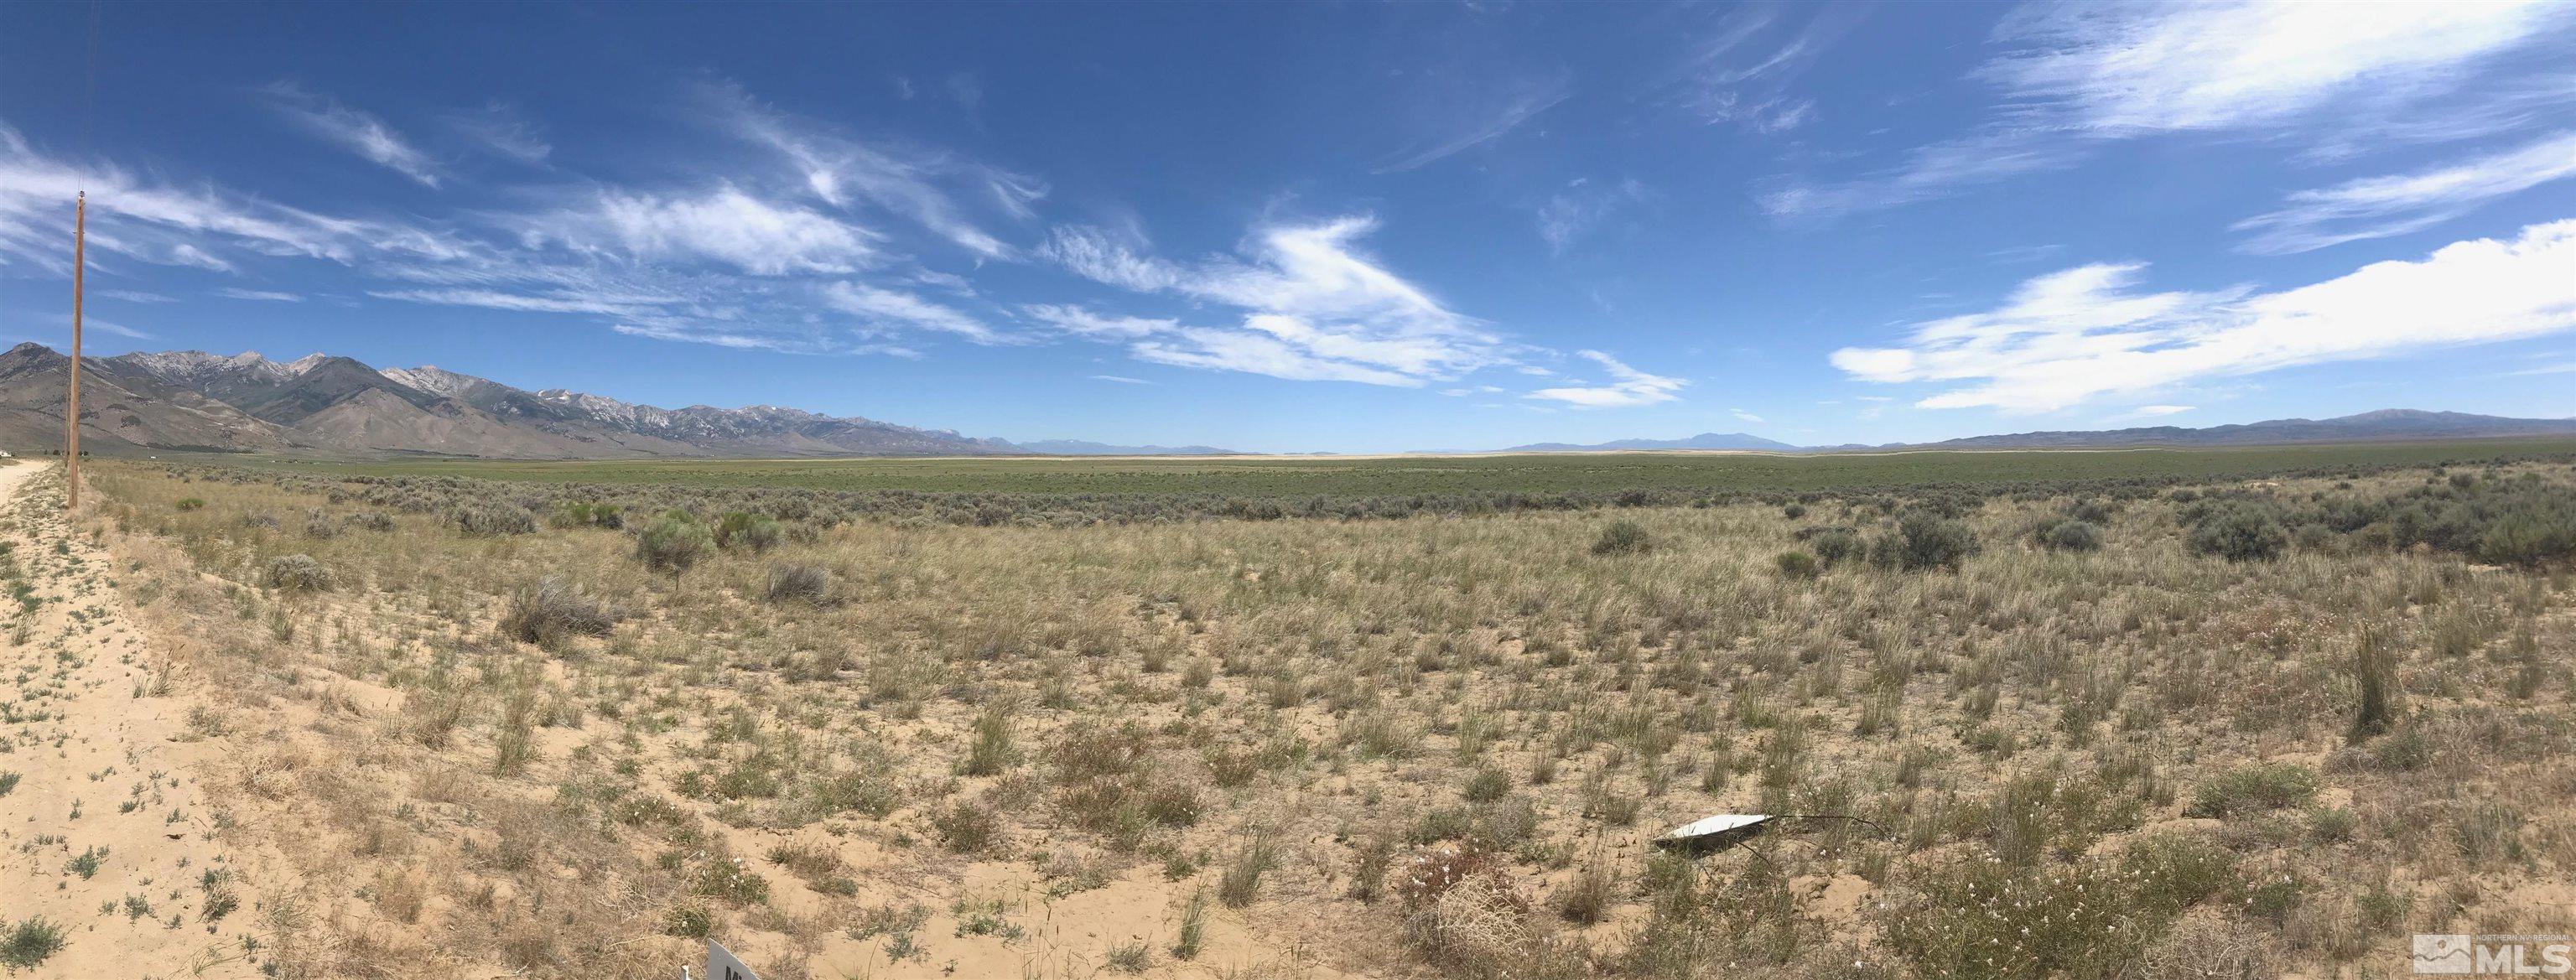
0, 462, 264, 978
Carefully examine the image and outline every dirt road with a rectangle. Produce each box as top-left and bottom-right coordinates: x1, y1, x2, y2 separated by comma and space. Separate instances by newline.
0, 461, 264, 978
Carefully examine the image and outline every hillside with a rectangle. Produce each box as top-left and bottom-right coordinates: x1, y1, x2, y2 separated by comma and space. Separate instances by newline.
1, 343, 1010, 459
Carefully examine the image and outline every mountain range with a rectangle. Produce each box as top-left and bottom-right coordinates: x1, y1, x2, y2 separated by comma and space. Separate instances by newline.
1492, 411, 2576, 454
1501, 432, 1803, 453
6, 343, 2571, 459
0, 343, 1232, 458
1898, 410, 2576, 449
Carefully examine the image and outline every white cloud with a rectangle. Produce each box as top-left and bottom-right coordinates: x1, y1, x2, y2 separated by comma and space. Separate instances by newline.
823, 282, 1005, 344
262, 82, 444, 188
0, 123, 449, 274
2127, 404, 2195, 417
371, 288, 650, 317
1527, 350, 1687, 407
444, 101, 551, 164
2233, 132, 2576, 254
1767, 1, 2576, 220
610, 321, 854, 355
1022, 303, 1173, 339
1762, 131, 2090, 219
216, 288, 303, 302
1039, 215, 1511, 387
60, 313, 152, 340
1037, 226, 1180, 291
1668, 7, 1852, 133
1535, 179, 1648, 252
99, 289, 175, 303
697, 80, 1037, 259
1372, 73, 1571, 174
1731, 408, 1765, 423
523, 185, 880, 275
1982, 2, 2569, 135
1831, 219, 2576, 412
1132, 324, 1418, 386
0, 88, 1037, 362
1089, 374, 1149, 385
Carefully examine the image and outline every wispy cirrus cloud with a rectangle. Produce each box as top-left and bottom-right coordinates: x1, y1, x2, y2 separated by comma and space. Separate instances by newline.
262, 81, 444, 188
507, 184, 881, 276
1372, 72, 1571, 174
443, 101, 551, 164
1831, 219, 2576, 412
1535, 178, 1648, 252
1527, 350, 1686, 407
215, 288, 303, 302
1036, 226, 1181, 292
1022, 303, 1173, 339
368, 287, 655, 317
2232, 132, 2576, 254
4, 80, 1041, 362
1767, 1, 2576, 220
51, 312, 153, 340
696, 80, 1041, 259
0, 122, 455, 275
1980, 1, 2568, 135
1665, 5, 1856, 133
823, 282, 1006, 344
1041, 215, 1513, 387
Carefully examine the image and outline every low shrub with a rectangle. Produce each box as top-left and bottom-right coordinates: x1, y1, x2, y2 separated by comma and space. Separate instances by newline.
1774, 550, 1819, 579
932, 799, 1004, 853
1592, 520, 1651, 556
1876, 514, 1979, 571
1802, 526, 1864, 567
448, 502, 538, 536
2188, 506, 2288, 562
262, 554, 335, 592
2038, 519, 2104, 552
714, 511, 782, 552
548, 500, 624, 530
636, 511, 714, 571
2184, 762, 2319, 818
0, 916, 66, 970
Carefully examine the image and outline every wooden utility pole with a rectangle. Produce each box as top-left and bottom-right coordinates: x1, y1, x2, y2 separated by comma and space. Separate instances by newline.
66, 191, 85, 511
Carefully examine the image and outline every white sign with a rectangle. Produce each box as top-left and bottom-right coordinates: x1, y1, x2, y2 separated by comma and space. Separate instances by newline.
702, 940, 761, 980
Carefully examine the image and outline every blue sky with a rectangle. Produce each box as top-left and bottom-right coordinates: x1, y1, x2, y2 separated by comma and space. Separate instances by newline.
3, 1, 2573, 452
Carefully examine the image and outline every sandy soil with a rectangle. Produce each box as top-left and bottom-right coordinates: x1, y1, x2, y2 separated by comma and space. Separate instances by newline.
0, 461, 269, 978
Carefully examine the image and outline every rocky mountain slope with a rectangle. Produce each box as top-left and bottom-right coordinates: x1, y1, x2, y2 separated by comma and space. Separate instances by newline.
1, 343, 1014, 459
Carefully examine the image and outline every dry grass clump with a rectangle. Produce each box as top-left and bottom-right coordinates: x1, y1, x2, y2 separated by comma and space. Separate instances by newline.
498, 574, 613, 647
762, 562, 834, 604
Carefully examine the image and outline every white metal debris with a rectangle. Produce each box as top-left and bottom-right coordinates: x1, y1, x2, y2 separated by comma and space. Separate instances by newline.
1654, 813, 1774, 849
